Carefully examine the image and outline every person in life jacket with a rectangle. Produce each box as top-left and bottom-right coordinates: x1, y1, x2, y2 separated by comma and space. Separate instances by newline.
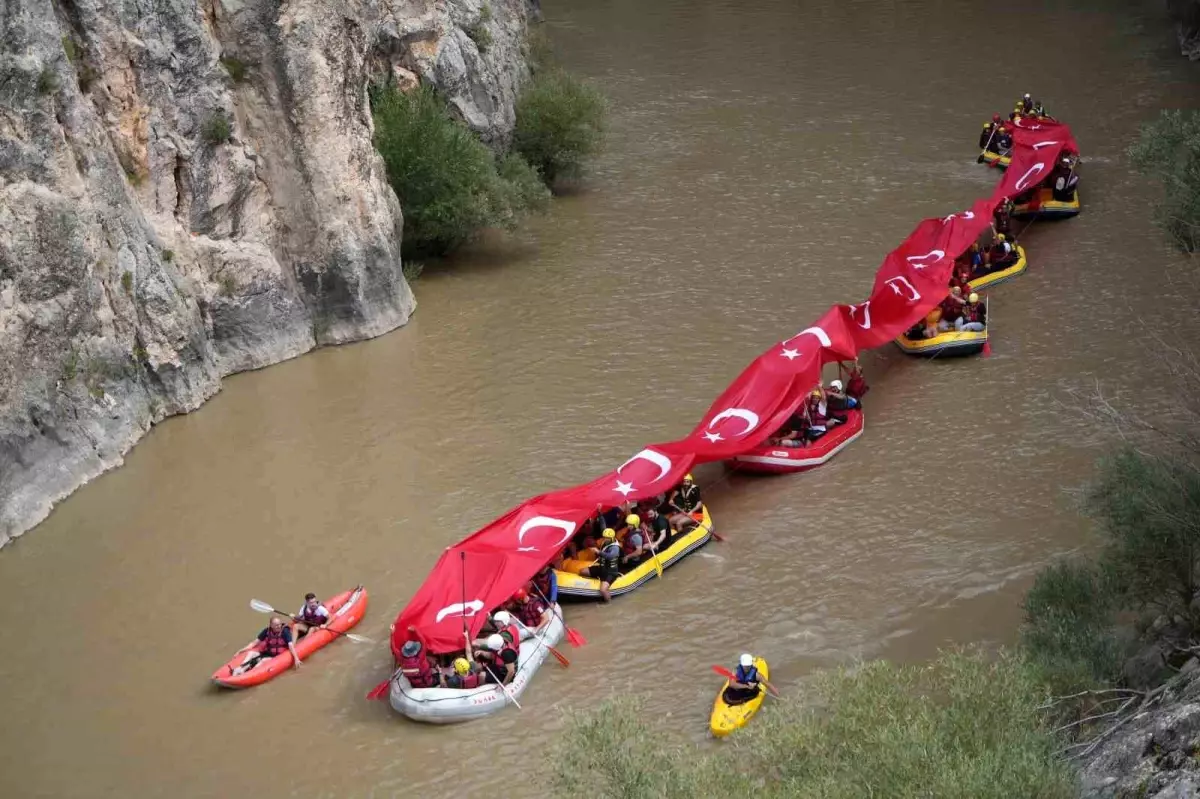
988, 233, 1017, 268
442, 657, 482, 689
845, 360, 869, 401
769, 408, 810, 449
532, 564, 558, 606
580, 528, 622, 601
825, 379, 859, 412
1018, 93, 1035, 114
476, 632, 519, 684
979, 120, 997, 151
803, 388, 831, 440
992, 198, 1013, 238
723, 653, 764, 706
619, 514, 648, 567
398, 637, 437, 688
667, 474, 705, 533
995, 125, 1013, 153
1050, 155, 1079, 201
938, 286, 967, 331
513, 588, 549, 630
644, 507, 675, 554
955, 292, 986, 332
233, 615, 301, 675
292, 592, 330, 640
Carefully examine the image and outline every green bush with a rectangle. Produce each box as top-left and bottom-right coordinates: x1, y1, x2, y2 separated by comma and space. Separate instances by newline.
203, 111, 232, 145
465, 20, 492, 52
1088, 447, 1200, 621
1127, 109, 1200, 253
220, 56, 248, 83
513, 68, 606, 185
37, 67, 60, 95
1020, 559, 1126, 695
544, 651, 1076, 799
372, 84, 548, 257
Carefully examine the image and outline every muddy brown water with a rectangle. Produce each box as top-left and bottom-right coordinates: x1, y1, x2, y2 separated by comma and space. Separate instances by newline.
3, 0, 1200, 795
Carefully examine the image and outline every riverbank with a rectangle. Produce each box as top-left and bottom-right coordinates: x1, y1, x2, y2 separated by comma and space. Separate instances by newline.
0, 0, 541, 546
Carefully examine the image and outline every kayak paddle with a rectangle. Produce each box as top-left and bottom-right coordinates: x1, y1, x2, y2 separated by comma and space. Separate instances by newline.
711, 664, 781, 698
249, 599, 374, 644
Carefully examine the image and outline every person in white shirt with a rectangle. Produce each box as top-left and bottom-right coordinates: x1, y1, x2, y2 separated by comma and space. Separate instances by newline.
292, 592, 330, 640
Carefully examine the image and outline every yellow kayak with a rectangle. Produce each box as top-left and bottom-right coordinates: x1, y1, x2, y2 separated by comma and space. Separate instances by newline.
710, 657, 769, 737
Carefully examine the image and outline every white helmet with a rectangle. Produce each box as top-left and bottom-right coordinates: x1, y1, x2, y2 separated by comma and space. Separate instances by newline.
487, 634, 505, 652
829, 379, 843, 392
739, 653, 754, 668
492, 610, 512, 627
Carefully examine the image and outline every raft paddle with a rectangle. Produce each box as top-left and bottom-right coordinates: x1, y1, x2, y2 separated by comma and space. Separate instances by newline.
512, 617, 570, 668
976, 123, 997, 164
367, 667, 401, 700
532, 583, 586, 647
248, 599, 374, 644
483, 665, 522, 709
711, 664, 781, 698
646, 539, 664, 579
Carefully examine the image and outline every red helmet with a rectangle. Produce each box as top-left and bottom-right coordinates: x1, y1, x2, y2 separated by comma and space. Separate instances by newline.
514, 588, 529, 601
992, 113, 1002, 123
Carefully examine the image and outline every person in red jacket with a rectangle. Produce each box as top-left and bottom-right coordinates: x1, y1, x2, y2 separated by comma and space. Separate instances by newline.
232, 615, 301, 675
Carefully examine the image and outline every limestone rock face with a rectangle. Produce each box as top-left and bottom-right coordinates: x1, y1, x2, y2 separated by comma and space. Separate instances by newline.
0, 0, 535, 545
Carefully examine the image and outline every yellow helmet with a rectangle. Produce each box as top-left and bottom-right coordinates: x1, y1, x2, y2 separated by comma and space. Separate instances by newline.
683, 473, 694, 482
625, 514, 640, 527
602, 528, 616, 540
968, 292, 979, 303
811, 388, 822, 397
983, 122, 991, 129
453, 657, 470, 675
996, 233, 1006, 241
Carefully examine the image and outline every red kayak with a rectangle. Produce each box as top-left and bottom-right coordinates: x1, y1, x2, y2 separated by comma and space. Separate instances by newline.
729, 409, 864, 474
212, 586, 368, 689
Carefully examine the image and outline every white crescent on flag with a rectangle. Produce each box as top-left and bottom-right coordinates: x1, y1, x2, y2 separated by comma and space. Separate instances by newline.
617, 448, 673, 483
708, 407, 760, 436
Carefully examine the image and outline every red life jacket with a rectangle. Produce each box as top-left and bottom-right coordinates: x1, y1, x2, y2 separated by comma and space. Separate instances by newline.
262, 626, 290, 657
399, 648, 436, 688
300, 605, 326, 626
533, 571, 551, 598
807, 396, 827, 426
847, 371, 869, 399
963, 303, 982, 323
518, 598, 546, 629
500, 624, 521, 652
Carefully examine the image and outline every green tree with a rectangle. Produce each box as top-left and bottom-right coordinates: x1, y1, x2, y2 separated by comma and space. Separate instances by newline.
372, 84, 549, 257
513, 69, 607, 186
1127, 109, 1200, 253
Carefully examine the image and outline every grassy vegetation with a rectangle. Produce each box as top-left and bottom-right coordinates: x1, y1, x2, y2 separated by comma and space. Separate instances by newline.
220, 56, 249, 83
37, 67, 60, 96
1128, 109, 1200, 253
203, 111, 232, 145
371, 83, 549, 257
545, 652, 1076, 799
513, 68, 607, 185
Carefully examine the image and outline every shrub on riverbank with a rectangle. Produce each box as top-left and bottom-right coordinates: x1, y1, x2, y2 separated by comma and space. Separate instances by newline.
1127, 109, 1200, 253
543, 651, 1076, 799
514, 68, 607, 186
371, 84, 549, 257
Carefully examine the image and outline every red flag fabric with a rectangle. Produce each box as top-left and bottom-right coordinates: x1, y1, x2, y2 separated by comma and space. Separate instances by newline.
392, 119, 1079, 657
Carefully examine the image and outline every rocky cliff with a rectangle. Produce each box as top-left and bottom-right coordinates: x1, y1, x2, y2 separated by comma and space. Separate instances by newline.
0, 0, 537, 546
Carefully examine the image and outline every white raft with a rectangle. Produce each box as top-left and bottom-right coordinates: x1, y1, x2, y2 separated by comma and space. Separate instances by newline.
389, 606, 566, 724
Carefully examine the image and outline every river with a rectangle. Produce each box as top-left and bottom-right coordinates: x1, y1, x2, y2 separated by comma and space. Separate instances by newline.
2, 0, 1199, 795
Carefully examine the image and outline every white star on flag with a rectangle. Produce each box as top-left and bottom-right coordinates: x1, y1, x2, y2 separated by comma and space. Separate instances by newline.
703, 431, 723, 443
614, 480, 636, 497
780, 348, 800, 360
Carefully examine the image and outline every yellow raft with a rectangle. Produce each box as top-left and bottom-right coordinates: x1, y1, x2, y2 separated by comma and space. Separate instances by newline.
979, 150, 1011, 169
710, 657, 770, 737
895, 326, 987, 358
1011, 188, 1080, 220
968, 245, 1027, 291
554, 506, 714, 600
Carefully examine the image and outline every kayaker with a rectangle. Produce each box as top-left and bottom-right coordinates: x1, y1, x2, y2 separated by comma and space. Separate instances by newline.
292, 592, 330, 640
723, 653, 763, 706
398, 637, 438, 688
232, 615, 301, 674
476, 633, 518, 685
667, 474, 704, 532
532, 564, 558, 605
580, 528, 621, 602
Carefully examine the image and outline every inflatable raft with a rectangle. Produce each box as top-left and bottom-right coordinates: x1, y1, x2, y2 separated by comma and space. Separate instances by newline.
710, 657, 770, 737
895, 327, 987, 358
554, 506, 715, 600
980, 150, 1011, 169
968, 245, 1027, 291
388, 607, 565, 723
212, 586, 368, 689
1011, 188, 1080, 220
729, 409, 864, 474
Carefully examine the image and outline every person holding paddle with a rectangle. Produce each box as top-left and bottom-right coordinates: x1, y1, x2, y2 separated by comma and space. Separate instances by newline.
292, 592, 329, 640
232, 615, 302, 675
667, 474, 704, 533
723, 654, 764, 706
